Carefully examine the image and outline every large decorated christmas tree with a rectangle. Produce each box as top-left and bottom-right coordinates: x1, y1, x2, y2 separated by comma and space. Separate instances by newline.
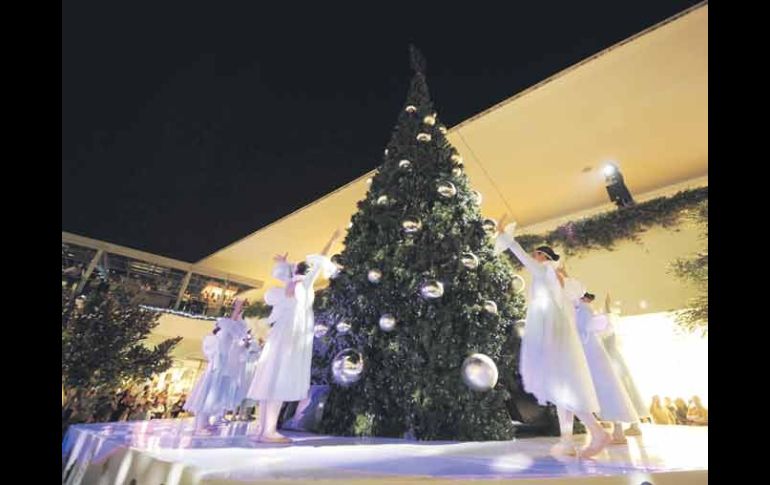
315, 47, 536, 441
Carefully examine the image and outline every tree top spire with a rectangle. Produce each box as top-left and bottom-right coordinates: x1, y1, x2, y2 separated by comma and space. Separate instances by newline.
409, 44, 427, 75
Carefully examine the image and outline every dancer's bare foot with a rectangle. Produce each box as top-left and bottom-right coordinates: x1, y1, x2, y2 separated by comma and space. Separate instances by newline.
550, 439, 578, 457
259, 432, 292, 444
581, 430, 611, 458
624, 423, 642, 436
611, 426, 627, 445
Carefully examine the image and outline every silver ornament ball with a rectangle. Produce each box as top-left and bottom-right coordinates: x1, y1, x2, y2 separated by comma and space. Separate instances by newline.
402, 217, 422, 234
512, 275, 526, 293
483, 300, 498, 315
399, 159, 412, 169
461, 354, 499, 392
437, 180, 457, 198
336, 321, 351, 334
332, 349, 364, 386
514, 319, 526, 337
367, 269, 382, 283
416, 133, 432, 142
460, 252, 479, 269
379, 314, 397, 332
420, 280, 444, 299
482, 218, 498, 236
314, 324, 329, 338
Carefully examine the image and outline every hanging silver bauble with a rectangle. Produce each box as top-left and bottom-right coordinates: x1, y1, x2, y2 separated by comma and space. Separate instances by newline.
512, 275, 526, 293
452, 166, 463, 178
437, 180, 457, 198
331, 349, 364, 386
460, 252, 479, 269
450, 154, 463, 164
461, 354, 499, 392
514, 319, 526, 337
482, 218, 498, 236
483, 300, 498, 315
423, 114, 436, 126
402, 217, 422, 234
367, 269, 382, 283
384, 148, 389, 155
420, 280, 444, 299
376, 195, 389, 206
416, 133, 432, 142
314, 324, 329, 338
379, 314, 397, 332
399, 159, 412, 169
335, 321, 351, 334
405, 105, 417, 113
439, 126, 448, 135
471, 190, 483, 205
366, 177, 373, 185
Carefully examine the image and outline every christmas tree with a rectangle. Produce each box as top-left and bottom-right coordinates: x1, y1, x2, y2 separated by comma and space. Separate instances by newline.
62, 285, 181, 428
315, 47, 532, 441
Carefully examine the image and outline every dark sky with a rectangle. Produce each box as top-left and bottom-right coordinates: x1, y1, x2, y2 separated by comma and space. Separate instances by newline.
62, 1, 703, 262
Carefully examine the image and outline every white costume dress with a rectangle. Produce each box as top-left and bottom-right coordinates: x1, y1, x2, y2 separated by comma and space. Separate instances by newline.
496, 233, 600, 414
215, 316, 250, 410
247, 254, 336, 402
235, 344, 262, 406
574, 300, 639, 422
599, 314, 649, 419
184, 335, 226, 415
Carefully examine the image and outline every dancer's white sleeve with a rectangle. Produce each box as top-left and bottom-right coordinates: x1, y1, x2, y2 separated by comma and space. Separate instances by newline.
271, 261, 294, 283
303, 254, 336, 288
497, 233, 542, 275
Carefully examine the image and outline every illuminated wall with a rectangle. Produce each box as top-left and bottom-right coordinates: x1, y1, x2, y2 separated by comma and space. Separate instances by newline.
613, 311, 707, 407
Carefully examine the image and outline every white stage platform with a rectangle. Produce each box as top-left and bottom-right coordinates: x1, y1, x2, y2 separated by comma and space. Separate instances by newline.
62, 419, 707, 484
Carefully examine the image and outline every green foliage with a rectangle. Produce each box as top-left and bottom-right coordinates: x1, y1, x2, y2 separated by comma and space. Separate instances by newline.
242, 300, 271, 319
314, 48, 529, 441
511, 187, 708, 266
62, 286, 181, 422
669, 201, 708, 334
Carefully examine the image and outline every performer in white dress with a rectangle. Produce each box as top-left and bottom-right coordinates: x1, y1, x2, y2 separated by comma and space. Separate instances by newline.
599, 293, 649, 436
184, 300, 249, 430
495, 215, 610, 457
247, 229, 341, 443
215, 299, 250, 415
572, 291, 639, 443
235, 331, 262, 421
184, 328, 224, 431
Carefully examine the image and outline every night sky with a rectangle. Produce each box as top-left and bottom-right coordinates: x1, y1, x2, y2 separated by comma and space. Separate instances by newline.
62, 1, 703, 262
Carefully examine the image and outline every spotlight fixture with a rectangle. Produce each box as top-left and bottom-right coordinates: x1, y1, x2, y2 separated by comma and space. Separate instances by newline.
603, 162, 634, 208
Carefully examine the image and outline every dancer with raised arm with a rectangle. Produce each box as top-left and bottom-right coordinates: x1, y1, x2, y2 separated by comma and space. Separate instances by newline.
184, 300, 249, 430
247, 229, 342, 443
573, 291, 639, 443
495, 215, 610, 457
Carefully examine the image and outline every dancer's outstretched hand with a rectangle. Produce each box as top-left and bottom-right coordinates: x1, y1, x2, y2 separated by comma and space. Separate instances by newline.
273, 252, 289, 262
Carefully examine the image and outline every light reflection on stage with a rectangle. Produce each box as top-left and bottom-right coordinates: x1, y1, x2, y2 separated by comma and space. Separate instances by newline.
63, 419, 707, 484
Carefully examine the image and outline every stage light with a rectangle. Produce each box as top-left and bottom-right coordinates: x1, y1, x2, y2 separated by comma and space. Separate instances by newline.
603, 162, 635, 208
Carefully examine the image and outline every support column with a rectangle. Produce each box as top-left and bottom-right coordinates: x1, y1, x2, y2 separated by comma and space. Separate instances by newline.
174, 271, 193, 310
75, 249, 104, 295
